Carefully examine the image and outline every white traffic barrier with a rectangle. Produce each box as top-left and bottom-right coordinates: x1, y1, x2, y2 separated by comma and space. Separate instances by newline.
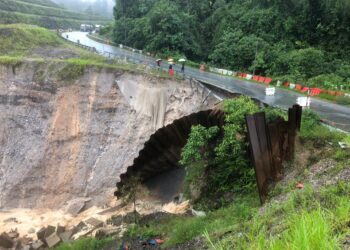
227, 70, 233, 76
265, 87, 276, 96
289, 83, 296, 89
297, 97, 311, 107
222, 69, 228, 75
246, 74, 253, 80
276, 80, 282, 87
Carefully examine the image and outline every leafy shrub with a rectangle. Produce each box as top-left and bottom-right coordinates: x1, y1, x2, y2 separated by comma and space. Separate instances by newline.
307, 74, 344, 90
180, 96, 259, 209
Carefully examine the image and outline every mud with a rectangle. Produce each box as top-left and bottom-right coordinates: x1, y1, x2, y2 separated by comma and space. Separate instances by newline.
0, 62, 218, 210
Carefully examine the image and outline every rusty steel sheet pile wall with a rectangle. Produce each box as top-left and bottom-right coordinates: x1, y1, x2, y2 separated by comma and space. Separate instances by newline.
246, 105, 302, 203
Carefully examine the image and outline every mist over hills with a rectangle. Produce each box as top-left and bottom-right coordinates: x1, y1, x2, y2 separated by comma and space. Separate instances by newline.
52, 0, 115, 17
0, 0, 111, 29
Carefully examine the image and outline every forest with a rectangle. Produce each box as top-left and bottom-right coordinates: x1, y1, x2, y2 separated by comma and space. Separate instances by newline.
111, 0, 350, 87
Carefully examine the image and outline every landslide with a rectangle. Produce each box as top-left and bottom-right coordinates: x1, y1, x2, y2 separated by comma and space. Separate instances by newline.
0, 24, 219, 210
0, 60, 217, 209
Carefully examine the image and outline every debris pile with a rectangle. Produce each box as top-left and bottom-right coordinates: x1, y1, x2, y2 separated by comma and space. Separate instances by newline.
0, 216, 124, 249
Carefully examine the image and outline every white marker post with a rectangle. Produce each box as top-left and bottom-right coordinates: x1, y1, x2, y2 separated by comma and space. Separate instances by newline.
265, 87, 276, 96
297, 97, 311, 107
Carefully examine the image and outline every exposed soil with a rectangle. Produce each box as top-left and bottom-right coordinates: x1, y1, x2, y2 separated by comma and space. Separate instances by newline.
0, 61, 218, 234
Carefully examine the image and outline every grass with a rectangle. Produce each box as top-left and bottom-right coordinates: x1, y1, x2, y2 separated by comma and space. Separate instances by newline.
0, 0, 110, 21
0, 0, 110, 29
0, 24, 62, 56
208, 182, 350, 250
0, 10, 109, 30
0, 55, 24, 66
123, 110, 350, 249
125, 182, 350, 249
126, 193, 260, 248
54, 237, 114, 250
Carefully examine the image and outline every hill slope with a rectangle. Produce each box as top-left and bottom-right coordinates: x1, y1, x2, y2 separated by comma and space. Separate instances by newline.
0, 0, 111, 29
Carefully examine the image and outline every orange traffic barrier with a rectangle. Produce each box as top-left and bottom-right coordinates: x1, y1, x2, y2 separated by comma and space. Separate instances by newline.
264, 78, 272, 84
295, 84, 302, 91
258, 76, 265, 83
253, 75, 259, 81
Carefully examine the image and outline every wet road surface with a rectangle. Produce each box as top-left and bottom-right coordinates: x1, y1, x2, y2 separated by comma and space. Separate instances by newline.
62, 32, 350, 132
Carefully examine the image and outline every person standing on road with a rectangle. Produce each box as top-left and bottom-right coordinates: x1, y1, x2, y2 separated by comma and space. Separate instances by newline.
181, 62, 185, 73
156, 59, 161, 70
168, 63, 174, 76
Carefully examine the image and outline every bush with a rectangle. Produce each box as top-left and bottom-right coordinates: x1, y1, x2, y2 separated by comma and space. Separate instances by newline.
180, 96, 259, 209
307, 74, 344, 90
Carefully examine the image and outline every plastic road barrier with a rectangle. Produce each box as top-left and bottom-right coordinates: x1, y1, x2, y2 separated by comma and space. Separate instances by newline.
266, 87, 276, 96
297, 97, 311, 107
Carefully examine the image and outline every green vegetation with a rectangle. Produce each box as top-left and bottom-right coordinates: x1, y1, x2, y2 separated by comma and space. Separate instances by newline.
0, 24, 179, 82
19, 0, 61, 8
127, 181, 350, 249
180, 96, 260, 209
126, 108, 350, 249
0, 0, 110, 29
0, 0, 109, 21
0, 24, 62, 56
113, 0, 350, 90
55, 237, 113, 250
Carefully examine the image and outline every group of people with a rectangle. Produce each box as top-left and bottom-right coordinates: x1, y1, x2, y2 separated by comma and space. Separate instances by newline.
156, 59, 185, 76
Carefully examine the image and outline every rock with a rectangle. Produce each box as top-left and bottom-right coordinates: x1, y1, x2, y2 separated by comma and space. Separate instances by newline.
19, 236, 32, 245
3, 217, 17, 223
0, 233, 14, 248
108, 215, 123, 226
7, 229, 19, 239
56, 225, 65, 234
85, 217, 103, 229
22, 245, 31, 250
75, 221, 87, 233
64, 198, 91, 216
45, 233, 61, 248
93, 226, 121, 240
97, 201, 125, 215
59, 230, 74, 243
27, 228, 35, 234
36, 228, 46, 243
31, 240, 44, 250
44, 225, 56, 239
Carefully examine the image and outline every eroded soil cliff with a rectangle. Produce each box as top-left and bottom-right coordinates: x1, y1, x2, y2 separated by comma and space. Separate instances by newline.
0, 62, 217, 210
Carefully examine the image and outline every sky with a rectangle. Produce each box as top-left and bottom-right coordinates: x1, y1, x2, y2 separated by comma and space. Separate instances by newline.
80, 0, 114, 3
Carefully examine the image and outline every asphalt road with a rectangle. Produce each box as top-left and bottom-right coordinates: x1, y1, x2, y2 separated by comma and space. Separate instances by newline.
62, 32, 350, 132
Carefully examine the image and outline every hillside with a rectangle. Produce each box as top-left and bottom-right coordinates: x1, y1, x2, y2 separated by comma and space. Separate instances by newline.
0, 0, 111, 29
112, 0, 350, 91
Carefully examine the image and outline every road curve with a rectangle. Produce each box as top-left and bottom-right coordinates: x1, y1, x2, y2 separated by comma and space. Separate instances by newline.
62, 32, 350, 132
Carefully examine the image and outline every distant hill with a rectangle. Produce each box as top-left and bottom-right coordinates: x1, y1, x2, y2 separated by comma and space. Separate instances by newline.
0, 0, 112, 29
52, 0, 115, 17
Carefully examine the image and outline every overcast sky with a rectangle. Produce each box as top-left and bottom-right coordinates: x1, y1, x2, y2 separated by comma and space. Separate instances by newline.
80, 0, 114, 3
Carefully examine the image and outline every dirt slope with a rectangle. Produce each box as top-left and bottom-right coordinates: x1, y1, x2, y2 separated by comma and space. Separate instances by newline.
0, 62, 217, 210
